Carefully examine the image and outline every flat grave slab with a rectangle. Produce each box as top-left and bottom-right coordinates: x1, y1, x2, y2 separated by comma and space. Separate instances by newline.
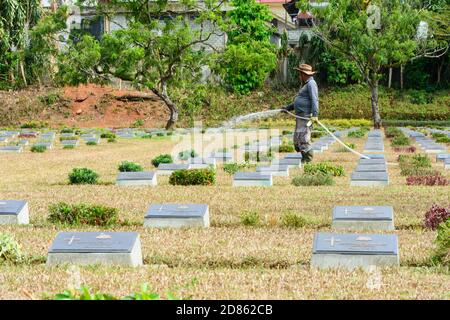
350, 171, 389, 186
311, 232, 399, 270
60, 133, 75, 137
233, 172, 272, 187
358, 158, 386, 165
354, 164, 387, 172
283, 153, 302, 160
256, 165, 289, 177
272, 158, 301, 168
157, 163, 190, 175
144, 204, 209, 228
116, 171, 157, 186
0, 146, 23, 153
187, 157, 216, 167
0, 137, 8, 143
332, 206, 394, 231
33, 142, 53, 149
0, 200, 29, 224
18, 140, 29, 146
210, 152, 233, 162
47, 232, 143, 267
84, 137, 101, 144
61, 140, 79, 146
361, 154, 385, 160
445, 158, 450, 169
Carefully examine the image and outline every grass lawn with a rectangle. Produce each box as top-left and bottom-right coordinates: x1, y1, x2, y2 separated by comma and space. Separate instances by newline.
0, 130, 449, 299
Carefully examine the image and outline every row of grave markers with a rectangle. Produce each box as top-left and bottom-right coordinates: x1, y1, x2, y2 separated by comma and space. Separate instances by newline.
0, 200, 398, 270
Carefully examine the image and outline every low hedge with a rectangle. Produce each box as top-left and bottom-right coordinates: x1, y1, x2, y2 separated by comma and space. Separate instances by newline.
68, 168, 99, 184
118, 161, 143, 172
292, 172, 334, 186
304, 162, 345, 177
48, 202, 118, 226
151, 154, 173, 167
169, 169, 216, 186
431, 219, 450, 266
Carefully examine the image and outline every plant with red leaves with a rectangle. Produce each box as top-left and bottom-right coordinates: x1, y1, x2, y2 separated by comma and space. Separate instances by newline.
393, 146, 416, 153
406, 174, 449, 186
424, 204, 450, 230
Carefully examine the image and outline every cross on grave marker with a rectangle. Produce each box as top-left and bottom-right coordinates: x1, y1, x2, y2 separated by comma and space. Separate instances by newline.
324, 236, 341, 247
64, 235, 81, 245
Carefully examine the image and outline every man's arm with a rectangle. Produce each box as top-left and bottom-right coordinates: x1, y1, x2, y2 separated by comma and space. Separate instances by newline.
283, 102, 295, 112
308, 81, 319, 117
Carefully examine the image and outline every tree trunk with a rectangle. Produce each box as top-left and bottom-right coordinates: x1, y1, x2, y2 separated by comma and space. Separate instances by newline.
388, 68, 392, 88
437, 59, 444, 84
400, 65, 404, 90
370, 79, 381, 129
151, 83, 178, 130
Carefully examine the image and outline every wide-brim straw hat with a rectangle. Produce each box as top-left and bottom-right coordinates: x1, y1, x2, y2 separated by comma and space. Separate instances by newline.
294, 63, 317, 75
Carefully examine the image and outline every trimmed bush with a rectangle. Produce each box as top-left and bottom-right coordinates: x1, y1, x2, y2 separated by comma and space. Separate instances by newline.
281, 212, 307, 228
151, 154, 173, 167
69, 168, 99, 185
292, 172, 334, 186
244, 151, 273, 162
278, 144, 295, 153
86, 141, 98, 146
406, 174, 449, 186
425, 205, 450, 230
169, 169, 216, 186
399, 154, 432, 176
385, 127, 403, 138
435, 136, 450, 143
107, 138, 117, 143
118, 161, 143, 172
240, 211, 260, 226
60, 128, 74, 134
347, 128, 368, 138
282, 130, 292, 136
391, 135, 411, 146
59, 136, 78, 141
31, 145, 47, 153
100, 132, 116, 139
431, 219, 450, 266
63, 145, 75, 150
53, 284, 164, 300
0, 233, 23, 264
178, 149, 198, 160
48, 202, 118, 226
304, 162, 345, 177
223, 162, 253, 175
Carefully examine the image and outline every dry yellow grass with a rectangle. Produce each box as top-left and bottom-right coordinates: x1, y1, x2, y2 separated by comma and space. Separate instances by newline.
0, 131, 449, 300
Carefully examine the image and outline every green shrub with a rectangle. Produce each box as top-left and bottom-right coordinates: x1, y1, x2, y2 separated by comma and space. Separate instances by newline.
60, 136, 78, 141
431, 219, 450, 266
240, 211, 260, 226
347, 128, 368, 138
311, 131, 325, 139
60, 128, 74, 134
0, 233, 23, 264
63, 145, 75, 150
48, 202, 118, 226
292, 172, 334, 186
86, 141, 97, 146
278, 144, 295, 153
304, 162, 345, 177
282, 130, 292, 135
244, 150, 273, 162
178, 149, 198, 160
53, 284, 165, 300
141, 134, 152, 139
20, 121, 47, 129
400, 167, 439, 177
107, 138, 117, 143
223, 162, 254, 174
435, 136, 450, 143
151, 154, 173, 167
391, 135, 411, 146
118, 161, 143, 172
69, 168, 99, 185
399, 154, 432, 176
100, 132, 116, 139
281, 212, 307, 228
385, 127, 403, 138
39, 93, 60, 105
31, 145, 47, 153
132, 119, 145, 128
169, 169, 216, 186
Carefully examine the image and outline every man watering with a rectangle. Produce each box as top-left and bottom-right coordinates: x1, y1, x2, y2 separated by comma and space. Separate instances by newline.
282, 63, 319, 163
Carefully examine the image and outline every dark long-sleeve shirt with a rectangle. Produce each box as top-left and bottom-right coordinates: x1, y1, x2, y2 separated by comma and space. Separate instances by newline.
285, 76, 319, 117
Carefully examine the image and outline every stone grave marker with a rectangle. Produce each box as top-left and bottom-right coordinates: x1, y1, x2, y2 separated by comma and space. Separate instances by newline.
157, 163, 190, 175
47, 232, 143, 267
354, 164, 387, 172
0, 146, 23, 153
0, 200, 29, 224
144, 204, 209, 228
283, 153, 302, 160
311, 232, 399, 270
272, 158, 301, 168
350, 171, 389, 186
445, 158, 450, 169
233, 172, 272, 187
332, 206, 394, 230
358, 158, 386, 165
256, 165, 289, 177
116, 172, 157, 186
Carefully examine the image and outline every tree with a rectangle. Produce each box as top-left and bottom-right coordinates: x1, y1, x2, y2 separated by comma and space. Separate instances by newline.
68, 0, 228, 129
300, 0, 448, 128
214, 0, 277, 94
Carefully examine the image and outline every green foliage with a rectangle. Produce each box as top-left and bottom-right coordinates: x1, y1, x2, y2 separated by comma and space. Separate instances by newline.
335, 142, 356, 153
151, 154, 173, 167
0, 233, 23, 265
304, 162, 345, 177
118, 161, 143, 172
31, 144, 47, 153
391, 135, 411, 147
399, 154, 432, 176
63, 145, 75, 150
169, 169, 216, 186
39, 93, 60, 105
240, 211, 260, 226
60, 136, 77, 141
48, 202, 118, 226
53, 284, 167, 300
60, 128, 74, 133
292, 172, 335, 186
86, 141, 98, 146
281, 212, 307, 228
107, 138, 117, 143
348, 128, 369, 138
223, 162, 253, 175
178, 149, 198, 160
385, 127, 403, 138
20, 121, 47, 129
432, 219, 450, 266
278, 143, 295, 153
432, 133, 450, 143
68, 168, 99, 185
244, 150, 273, 162
132, 119, 145, 128
100, 132, 116, 139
